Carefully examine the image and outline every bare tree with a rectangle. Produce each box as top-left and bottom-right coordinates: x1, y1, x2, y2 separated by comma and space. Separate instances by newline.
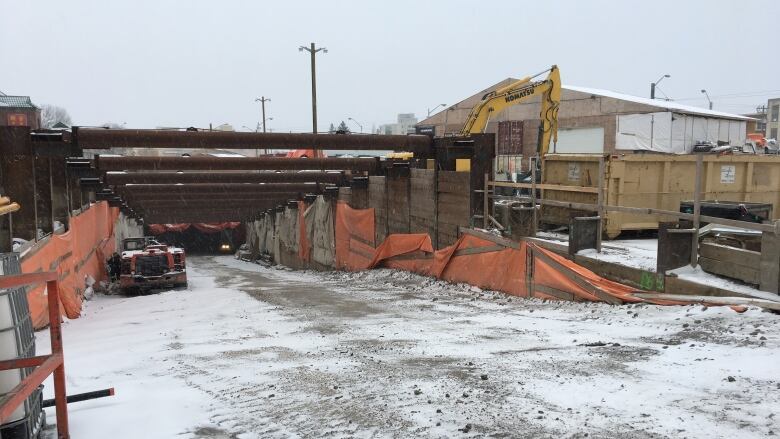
40, 104, 72, 128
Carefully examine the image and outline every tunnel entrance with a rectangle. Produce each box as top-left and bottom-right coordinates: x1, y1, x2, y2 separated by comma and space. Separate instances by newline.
146, 223, 245, 255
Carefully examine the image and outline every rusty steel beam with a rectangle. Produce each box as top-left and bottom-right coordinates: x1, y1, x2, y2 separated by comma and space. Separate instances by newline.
74, 128, 432, 152
115, 183, 323, 194
124, 192, 306, 202
104, 171, 344, 185
95, 156, 379, 172
132, 199, 290, 208
141, 210, 265, 222
139, 208, 265, 216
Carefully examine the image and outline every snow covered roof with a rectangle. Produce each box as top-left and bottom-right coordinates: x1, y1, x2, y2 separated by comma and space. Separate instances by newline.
564, 85, 753, 121
0, 95, 38, 109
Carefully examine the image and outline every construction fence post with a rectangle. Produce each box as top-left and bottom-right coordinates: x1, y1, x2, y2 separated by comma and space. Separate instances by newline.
46, 279, 70, 438
597, 156, 605, 253
691, 154, 703, 267
483, 172, 489, 229
531, 156, 537, 234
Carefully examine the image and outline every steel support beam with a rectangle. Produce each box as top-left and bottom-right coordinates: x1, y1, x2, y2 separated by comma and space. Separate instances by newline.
74, 128, 432, 153
104, 171, 344, 185
133, 199, 290, 208
114, 183, 323, 194
124, 192, 306, 202
95, 156, 379, 172
0, 127, 37, 241
34, 156, 53, 235
50, 157, 69, 230
141, 210, 263, 222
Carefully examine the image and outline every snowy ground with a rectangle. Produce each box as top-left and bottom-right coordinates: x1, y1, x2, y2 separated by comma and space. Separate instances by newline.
37, 256, 780, 438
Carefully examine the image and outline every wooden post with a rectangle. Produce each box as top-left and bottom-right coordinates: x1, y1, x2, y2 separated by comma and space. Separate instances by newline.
531, 156, 537, 234
384, 174, 389, 240
597, 156, 605, 252
691, 153, 703, 267
47, 279, 70, 439
483, 172, 489, 229
433, 165, 439, 249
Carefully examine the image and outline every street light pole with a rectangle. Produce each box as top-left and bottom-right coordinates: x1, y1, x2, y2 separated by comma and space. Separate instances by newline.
701, 89, 713, 110
347, 117, 363, 133
427, 103, 446, 117
299, 42, 327, 134
650, 74, 670, 99
255, 96, 270, 133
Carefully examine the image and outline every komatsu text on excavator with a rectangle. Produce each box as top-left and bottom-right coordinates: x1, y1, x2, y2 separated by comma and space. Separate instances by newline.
460, 65, 561, 156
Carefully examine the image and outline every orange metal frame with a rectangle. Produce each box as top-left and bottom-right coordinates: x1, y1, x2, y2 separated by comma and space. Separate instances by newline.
0, 272, 69, 438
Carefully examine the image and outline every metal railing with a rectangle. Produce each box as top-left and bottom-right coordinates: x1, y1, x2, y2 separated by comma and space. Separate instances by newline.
0, 271, 69, 438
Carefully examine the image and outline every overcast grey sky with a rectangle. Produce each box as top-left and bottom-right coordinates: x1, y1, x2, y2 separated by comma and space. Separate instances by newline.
1, 0, 777, 132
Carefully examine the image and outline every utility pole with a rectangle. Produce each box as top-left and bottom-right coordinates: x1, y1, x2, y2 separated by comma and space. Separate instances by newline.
255, 96, 270, 132
299, 43, 327, 134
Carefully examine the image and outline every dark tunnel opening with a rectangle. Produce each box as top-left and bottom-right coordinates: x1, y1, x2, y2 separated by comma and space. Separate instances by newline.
146, 224, 246, 255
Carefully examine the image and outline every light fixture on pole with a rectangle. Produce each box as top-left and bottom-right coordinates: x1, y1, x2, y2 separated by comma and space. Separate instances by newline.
299, 43, 327, 134
701, 89, 713, 110
347, 117, 363, 133
650, 74, 670, 99
427, 103, 446, 117
255, 96, 270, 133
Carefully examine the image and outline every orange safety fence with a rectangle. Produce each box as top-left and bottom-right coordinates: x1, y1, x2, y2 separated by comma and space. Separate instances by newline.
330, 201, 700, 307
21, 202, 120, 328
433, 234, 529, 296
368, 234, 433, 273
334, 202, 375, 271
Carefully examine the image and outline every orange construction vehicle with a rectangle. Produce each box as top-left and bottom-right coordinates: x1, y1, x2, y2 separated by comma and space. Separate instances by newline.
118, 237, 187, 293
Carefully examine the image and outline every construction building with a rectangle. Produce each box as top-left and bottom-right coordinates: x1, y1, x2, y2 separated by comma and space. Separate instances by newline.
418, 80, 753, 171
0, 91, 41, 129
764, 98, 780, 140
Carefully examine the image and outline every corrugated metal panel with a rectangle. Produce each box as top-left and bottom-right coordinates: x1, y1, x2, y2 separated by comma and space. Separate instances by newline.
497, 121, 523, 155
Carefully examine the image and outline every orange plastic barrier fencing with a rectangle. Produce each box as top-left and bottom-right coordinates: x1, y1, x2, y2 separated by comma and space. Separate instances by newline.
330, 201, 691, 306
368, 233, 433, 273
334, 202, 375, 271
21, 202, 120, 328
432, 234, 529, 296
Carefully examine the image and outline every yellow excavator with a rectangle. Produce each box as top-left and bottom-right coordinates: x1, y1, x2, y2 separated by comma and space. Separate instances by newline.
387, 65, 560, 160
460, 65, 561, 155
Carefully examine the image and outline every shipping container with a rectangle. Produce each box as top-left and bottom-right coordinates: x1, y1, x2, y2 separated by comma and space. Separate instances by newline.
541, 153, 780, 238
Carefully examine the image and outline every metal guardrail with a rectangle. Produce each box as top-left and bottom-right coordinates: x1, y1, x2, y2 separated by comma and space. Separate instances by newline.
0, 272, 69, 438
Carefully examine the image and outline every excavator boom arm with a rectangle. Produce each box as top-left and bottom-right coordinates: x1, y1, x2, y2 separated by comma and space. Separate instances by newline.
459, 65, 561, 155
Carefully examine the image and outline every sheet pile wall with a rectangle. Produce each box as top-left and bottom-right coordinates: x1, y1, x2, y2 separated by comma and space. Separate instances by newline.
245, 197, 696, 304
